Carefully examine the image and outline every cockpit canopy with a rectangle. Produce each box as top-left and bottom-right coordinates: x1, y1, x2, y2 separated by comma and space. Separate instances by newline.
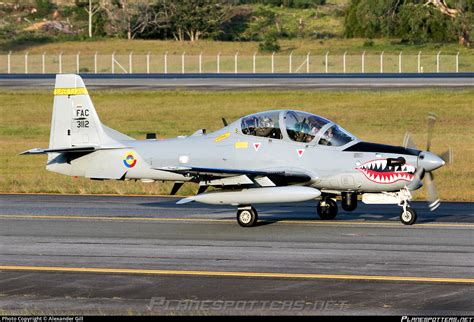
240, 110, 356, 147
241, 111, 283, 139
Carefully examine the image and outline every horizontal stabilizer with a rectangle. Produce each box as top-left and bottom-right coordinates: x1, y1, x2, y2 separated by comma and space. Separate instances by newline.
19, 146, 127, 155
19, 146, 98, 155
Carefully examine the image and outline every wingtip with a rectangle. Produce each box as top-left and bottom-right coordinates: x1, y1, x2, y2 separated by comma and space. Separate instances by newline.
18, 148, 46, 155
176, 197, 195, 205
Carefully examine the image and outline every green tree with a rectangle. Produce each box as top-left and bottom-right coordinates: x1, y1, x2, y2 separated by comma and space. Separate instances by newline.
344, 0, 473, 45
148, 0, 233, 41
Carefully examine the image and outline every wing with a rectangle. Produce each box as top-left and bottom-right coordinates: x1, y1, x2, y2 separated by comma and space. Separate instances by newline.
154, 166, 315, 187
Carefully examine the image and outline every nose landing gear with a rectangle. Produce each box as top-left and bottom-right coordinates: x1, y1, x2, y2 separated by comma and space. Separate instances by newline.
382, 187, 417, 225
400, 207, 417, 225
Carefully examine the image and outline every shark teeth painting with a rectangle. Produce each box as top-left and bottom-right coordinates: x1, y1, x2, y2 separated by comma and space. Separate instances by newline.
356, 159, 416, 184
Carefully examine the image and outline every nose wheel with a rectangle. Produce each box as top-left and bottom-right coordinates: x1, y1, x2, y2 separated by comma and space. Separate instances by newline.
400, 207, 417, 225
237, 206, 258, 227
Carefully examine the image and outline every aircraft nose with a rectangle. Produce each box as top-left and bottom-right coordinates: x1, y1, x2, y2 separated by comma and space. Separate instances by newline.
418, 151, 445, 172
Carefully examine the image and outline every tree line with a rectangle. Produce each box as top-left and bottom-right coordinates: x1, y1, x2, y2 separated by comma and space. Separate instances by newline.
16, 0, 474, 46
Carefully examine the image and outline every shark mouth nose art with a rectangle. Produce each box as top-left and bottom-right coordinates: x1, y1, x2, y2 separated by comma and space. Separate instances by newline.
356, 159, 415, 184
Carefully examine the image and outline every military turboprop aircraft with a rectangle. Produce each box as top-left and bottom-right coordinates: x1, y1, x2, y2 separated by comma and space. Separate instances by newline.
22, 74, 452, 227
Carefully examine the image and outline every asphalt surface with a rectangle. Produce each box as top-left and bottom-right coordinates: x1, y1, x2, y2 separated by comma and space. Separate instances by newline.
0, 74, 473, 90
0, 194, 473, 315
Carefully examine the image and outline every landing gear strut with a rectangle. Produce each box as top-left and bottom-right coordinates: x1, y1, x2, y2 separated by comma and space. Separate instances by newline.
236, 206, 258, 227
384, 187, 417, 225
317, 196, 338, 220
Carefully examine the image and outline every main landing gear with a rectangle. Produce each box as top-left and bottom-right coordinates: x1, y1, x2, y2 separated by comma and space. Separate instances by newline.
236, 206, 258, 227
317, 196, 338, 220
316, 192, 357, 221
236, 196, 341, 227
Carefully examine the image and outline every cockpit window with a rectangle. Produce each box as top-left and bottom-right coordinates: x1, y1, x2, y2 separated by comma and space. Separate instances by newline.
241, 111, 283, 139
318, 124, 355, 147
285, 111, 329, 143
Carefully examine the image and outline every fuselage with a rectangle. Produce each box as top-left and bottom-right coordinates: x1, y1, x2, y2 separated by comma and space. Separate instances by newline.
49, 109, 428, 194
128, 130, 421, 193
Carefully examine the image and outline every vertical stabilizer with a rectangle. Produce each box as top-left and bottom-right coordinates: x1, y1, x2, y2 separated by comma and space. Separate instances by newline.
50, 74, 106, 149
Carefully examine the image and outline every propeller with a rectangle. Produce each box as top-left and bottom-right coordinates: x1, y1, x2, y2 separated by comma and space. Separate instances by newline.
439, 147, 454, 165
403, 132, 417, 150
426, 112, 437, 152
404, 113, 452, 211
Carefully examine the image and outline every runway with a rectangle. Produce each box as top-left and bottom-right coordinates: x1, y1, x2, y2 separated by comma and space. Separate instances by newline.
1, 73, 473, 90
0, 194, 473, 315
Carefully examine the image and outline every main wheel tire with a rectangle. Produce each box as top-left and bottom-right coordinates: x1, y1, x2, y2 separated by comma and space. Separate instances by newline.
400, 207, 417, 225
237, 207, 258, 227
317, 198, 338, 220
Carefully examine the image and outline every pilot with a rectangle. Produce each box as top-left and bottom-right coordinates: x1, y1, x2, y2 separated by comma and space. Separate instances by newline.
295, 119, 310, 142
243, 116, 258, 136
319, 126, 334, 146
304, 133, 314, 143
308, 116, 325, 136
256, 116, 274, 137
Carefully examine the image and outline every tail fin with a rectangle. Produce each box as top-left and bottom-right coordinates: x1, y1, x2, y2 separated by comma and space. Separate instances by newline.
50, 74, 106, 149
20, 74, 133, 156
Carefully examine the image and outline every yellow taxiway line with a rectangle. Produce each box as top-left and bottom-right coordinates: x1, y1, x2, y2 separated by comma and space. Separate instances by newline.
0, 265, 473, 284
0, 214, 473, 228
0, 214, 231, 224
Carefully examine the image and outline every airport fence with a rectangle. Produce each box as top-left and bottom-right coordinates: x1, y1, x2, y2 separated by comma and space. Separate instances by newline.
0, 51, 472, 74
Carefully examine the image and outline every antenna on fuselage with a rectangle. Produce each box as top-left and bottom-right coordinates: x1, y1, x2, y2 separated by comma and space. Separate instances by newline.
222, 118, 228, 126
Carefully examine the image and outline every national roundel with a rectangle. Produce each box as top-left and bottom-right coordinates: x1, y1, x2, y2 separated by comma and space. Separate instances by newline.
123, 151, 137, 168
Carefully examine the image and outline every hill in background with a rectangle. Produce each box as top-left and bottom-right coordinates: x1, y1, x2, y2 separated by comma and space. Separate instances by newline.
0, 0, 472, 55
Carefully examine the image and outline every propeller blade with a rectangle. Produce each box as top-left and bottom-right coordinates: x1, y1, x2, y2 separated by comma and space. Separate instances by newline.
426, 113, 437, 152
425, 172, 440, 211
403, 132, 417, 150
440, 147, 453, 165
